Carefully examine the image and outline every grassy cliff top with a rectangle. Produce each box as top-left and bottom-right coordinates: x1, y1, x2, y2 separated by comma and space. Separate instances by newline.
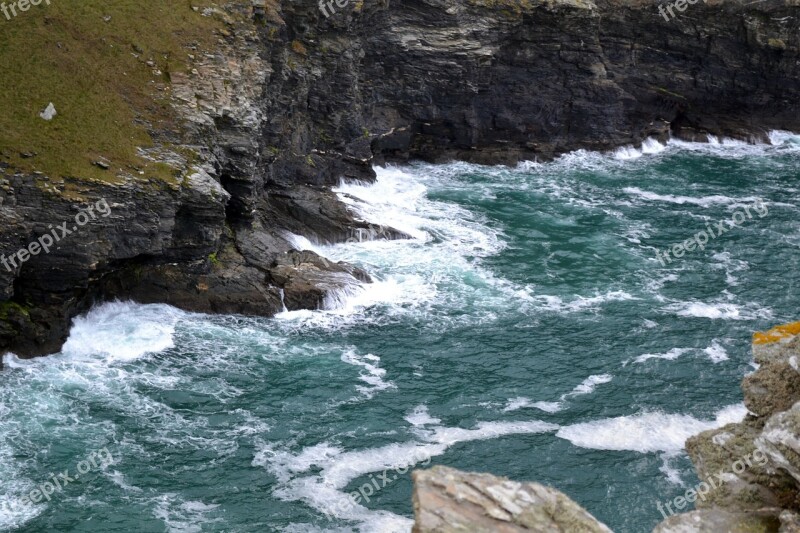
0, 0, 232, 184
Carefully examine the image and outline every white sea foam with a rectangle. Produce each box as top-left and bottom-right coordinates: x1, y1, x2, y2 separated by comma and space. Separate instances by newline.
504, 373, 613, 414
341, 349, 395, 399
0, 436, 43, 531
659, 452, 685, 486
662, 300, 773, 321
60, 301, 183, 362
703, 340, 729, 363
272, 165, 511, 331
642, 137, 669, 154
0, 494, 43, 532
669, 130, 800, 157
105, 470, 143, 493
563, 374, 613, 397
283, 231, 322, 253
152, 494, 221, 533
612, 138, 667, 160
634, 348, 692, 364
623, 187, 757, 208
586, 129, 799, 165
711, 252, 749, 287
531, 401, 565, 413
333, 174, 431, 243
614, 145, 644, 160
768, 130, 800, 146
632, 342, 730, 365
334, 167, 505, 261
274, 273, 435, 329
556, 404, 748, 453
503, 398, 563, 413
529, 290, 637, 314
404, 405, 442, 427
514, 130, 798, 179
503, 397, 534, 412
1, 303, 186, 416
259, 407, 558, 532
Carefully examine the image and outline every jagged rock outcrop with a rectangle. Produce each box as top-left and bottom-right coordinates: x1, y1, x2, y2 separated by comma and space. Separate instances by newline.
0, 1, 392, 360
654, 322, 800, 532
2, 0, 799, 360
412, 465, 613, 532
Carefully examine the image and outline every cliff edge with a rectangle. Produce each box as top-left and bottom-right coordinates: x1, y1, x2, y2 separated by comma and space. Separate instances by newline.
1, 0, 799, 359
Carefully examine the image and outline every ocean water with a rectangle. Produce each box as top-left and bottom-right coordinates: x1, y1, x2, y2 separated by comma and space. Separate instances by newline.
1, 133, 799, 533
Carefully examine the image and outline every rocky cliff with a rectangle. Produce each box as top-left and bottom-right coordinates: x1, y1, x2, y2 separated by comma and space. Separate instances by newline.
1, 0, 799, 359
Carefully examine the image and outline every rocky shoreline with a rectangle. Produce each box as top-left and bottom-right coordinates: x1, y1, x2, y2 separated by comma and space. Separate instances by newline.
1, 0, 799, 361
410, 323, 800, 533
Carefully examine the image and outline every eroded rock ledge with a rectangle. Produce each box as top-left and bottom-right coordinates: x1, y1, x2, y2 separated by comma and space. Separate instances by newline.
410, 324, 800, 533
2, 0, 799, 359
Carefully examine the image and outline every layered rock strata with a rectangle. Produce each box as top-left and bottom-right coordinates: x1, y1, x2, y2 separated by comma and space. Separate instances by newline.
1, 0, 799, 359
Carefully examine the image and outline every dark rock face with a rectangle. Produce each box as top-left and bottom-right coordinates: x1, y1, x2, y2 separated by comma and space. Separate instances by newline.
2, 0, 799, 361
275, 0, 800, 166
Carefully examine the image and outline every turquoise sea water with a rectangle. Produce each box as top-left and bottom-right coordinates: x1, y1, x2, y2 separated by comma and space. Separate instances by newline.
1, 134, 799, 532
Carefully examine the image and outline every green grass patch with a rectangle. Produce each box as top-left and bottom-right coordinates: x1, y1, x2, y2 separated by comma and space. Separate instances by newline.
0, 0, 235, 183
655, 87, 687, 100
0, 301, 30, 320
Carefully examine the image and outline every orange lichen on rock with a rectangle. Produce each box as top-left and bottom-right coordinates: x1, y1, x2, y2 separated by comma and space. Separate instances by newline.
754, 321, 800, 345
